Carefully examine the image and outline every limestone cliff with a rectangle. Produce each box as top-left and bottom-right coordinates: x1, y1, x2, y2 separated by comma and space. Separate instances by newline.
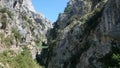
0, 0, 52, 59
38, 0, 120, 68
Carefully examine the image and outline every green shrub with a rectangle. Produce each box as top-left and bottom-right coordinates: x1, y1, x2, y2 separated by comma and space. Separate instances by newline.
27, 19, 32, 25
0, 33, 14, 47
0, 33, 4, 39
98, 45, 120, 68
0, 7, 8, 13
12, 28, 21, 42
0, 50, 16, 66
1, 21, 7, 29
22, 15, 27, 20
13, 46, 35, 68
0, 47, 44, 68
112, 53, 120, 67
112, 54, 120, 61
0, 7, 13, 18
3, 35, 14, 47
0, 14, 7, 29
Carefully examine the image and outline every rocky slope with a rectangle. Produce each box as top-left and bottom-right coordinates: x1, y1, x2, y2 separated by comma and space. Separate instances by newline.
38, 0, 120, 68
0, 0, 52, 60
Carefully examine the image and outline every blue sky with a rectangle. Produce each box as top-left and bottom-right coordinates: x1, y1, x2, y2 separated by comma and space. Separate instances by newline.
32, 0, 69, 22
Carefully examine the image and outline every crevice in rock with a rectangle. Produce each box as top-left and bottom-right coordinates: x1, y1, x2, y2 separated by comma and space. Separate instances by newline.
13, 1, 17, 8
68, 40, 91, 68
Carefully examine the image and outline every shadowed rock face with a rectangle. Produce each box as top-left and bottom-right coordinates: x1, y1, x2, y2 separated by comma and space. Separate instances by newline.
107, 25, 120, 41
37, 0, 120, 68
109, 31, 120, 41
103, 24, 120, 41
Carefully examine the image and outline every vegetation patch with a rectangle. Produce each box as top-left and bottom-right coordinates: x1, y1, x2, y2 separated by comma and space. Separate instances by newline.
0, 33, 14, 47
22, 14, 27, 20
0, 14, 7, 29
3, 35, 14, 47
98, 45, 120, 68
12, 28, 21, 42
27, 19, 33, 25
0, 7, 13, 18
0, 46, 44, 68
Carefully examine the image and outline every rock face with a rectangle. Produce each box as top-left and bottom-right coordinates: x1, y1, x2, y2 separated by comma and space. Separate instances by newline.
0, 0, 52, 59
38, 0, 120, 68
0, 0, 120, 68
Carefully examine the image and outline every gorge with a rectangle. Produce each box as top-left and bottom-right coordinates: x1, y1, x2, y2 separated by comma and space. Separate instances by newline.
0, 0, 120, 68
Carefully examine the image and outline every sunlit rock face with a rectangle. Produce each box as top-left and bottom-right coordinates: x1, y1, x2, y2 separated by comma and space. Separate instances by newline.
0, 0, 52, 59
23, 0, 36, 12
38, 0, 120, 68
0, 0, 35, 12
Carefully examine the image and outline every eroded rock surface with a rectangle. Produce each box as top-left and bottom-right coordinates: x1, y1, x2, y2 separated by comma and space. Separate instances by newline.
39, 0, 120, 68
0, 0, 52, 59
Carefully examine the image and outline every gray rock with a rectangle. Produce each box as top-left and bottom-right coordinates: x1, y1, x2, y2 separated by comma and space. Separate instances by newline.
0, 0, 52, 59
44, 0, 120, 68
